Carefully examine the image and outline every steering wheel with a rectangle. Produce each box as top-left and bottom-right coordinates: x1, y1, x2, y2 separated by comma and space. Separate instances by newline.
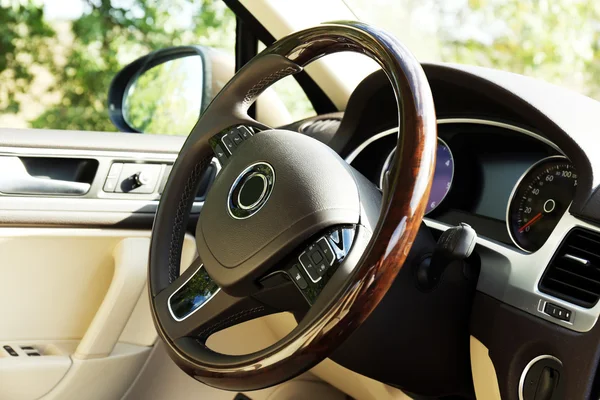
148, 21, 437, 391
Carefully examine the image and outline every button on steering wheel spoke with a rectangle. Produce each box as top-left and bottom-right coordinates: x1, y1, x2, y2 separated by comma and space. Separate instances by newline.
211, 125, 266, 167
258, 226, 357, 305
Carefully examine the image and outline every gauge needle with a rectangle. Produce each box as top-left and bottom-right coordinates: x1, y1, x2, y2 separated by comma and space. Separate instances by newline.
519, 212, 543, 233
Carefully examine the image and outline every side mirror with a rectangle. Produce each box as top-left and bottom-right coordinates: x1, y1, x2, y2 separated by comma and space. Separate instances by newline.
108, 46, 214, 134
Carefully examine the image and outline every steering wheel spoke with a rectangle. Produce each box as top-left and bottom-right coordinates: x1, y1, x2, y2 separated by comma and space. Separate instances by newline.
154, 258, 281, 341
154, 225, 358, 345
174, 290, 276, 343
264, 225, 357, 305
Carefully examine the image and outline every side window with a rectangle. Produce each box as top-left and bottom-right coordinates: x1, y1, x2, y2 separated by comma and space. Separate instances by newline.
0, 0, 235, 133
267, 77, 317, 121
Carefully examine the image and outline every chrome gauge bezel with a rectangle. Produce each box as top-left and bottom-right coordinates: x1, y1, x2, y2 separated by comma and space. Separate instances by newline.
505, 155, 573, 253
345, 119, 561, 164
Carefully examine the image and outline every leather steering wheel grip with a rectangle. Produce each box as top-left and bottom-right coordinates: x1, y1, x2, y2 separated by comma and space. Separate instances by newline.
148, 21, 437, 391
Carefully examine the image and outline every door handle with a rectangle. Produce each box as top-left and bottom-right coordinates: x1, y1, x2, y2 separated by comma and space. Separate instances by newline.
0, 156, 91, 195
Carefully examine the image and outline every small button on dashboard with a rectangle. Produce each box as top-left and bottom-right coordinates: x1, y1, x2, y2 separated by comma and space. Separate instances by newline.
299, 235, 342, 282
237, 126, 253, 140
285, 226, 356, 304
231, 133, 243, 146
215, 126, 256, 165
316, 261, 328, 276
544, 302, 572, 322
214, 144, 228, 165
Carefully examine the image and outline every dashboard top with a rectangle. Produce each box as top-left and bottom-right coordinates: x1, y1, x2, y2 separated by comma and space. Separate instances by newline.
328, 63, 600, 224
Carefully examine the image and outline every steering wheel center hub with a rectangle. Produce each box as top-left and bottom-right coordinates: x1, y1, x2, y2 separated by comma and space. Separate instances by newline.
196, 129, 361, 295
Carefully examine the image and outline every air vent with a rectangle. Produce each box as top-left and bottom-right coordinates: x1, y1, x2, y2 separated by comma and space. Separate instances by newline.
539, 228, 600, 308
300, 118, 341, 137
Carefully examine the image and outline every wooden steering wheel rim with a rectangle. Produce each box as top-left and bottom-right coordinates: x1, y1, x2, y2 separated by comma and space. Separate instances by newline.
149, 21, 437, 391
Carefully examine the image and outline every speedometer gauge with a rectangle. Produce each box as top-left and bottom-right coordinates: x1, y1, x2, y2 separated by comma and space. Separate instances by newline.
507, 156, 577, 252
380, 138, 454, 214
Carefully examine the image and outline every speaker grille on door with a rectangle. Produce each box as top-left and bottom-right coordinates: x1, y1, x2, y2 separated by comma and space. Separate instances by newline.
539, 228, 600, 308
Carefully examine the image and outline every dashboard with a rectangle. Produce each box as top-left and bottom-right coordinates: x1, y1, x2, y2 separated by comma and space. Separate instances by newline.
345, 119, 576, 254
294, 63, 600, 399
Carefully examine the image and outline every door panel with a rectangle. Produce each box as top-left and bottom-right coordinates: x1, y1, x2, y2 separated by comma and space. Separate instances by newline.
0, 129, 202, 400
43, 343, 151, 400
0, 231, 118, 341
118, 283, 160, 347
0, 227, 196, 400
0, 347, 71, 400
74, 237, 152, 360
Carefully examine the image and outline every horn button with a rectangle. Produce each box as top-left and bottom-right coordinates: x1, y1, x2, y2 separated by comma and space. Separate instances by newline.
196, 130, 360, 296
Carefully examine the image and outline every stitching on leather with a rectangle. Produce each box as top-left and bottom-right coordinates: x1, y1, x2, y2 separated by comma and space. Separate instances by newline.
168, 157, 212, 284
243, 66, 300, 105
196, 306, 266, 342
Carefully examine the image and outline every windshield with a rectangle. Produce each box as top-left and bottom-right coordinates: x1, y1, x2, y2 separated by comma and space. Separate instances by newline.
344, 0, 600, 100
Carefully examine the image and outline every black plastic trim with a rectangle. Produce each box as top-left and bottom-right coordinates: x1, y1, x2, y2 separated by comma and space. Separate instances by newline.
235, 17, 258, 119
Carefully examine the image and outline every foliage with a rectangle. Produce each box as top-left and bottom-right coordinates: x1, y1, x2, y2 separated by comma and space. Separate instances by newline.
345, 0, 600, 101
434, 0, 600, 99
0, 1, 54, 113
0, 0, 234, 132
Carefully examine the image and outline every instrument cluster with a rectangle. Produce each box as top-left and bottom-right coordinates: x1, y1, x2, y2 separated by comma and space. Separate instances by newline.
347, 120, 572, 251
